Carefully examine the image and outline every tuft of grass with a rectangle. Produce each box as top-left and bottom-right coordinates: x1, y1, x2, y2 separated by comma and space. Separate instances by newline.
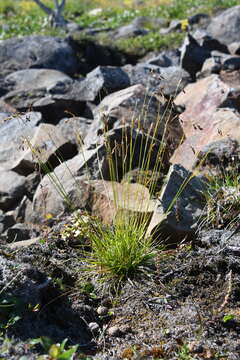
84, 220, 156, 280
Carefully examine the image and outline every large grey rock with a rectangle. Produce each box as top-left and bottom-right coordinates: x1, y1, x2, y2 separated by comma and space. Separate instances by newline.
85, 84, 183, 150
114, 23, 148, 39
10, 123, 77, 176
146, 49, 180, 67
31, 126, 158, 222
0, 170, 26, 211
4, 69, 72, 93
207, 6, 240, 46
0, 35, 79, 76
123, 64, 191, 96
57, 116, 92, 147
0, 112, 42, 169
68, 66, 131, 102
147, 164, 207, 243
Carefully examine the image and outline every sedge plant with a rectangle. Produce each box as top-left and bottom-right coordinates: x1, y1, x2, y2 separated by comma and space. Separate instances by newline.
22, 78, 196, 283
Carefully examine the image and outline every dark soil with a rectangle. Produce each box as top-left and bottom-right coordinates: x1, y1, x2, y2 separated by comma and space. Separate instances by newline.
1, 219, 240, 359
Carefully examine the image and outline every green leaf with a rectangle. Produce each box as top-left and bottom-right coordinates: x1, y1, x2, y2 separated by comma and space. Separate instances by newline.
39, 336, 54, 352
59, 338, 68, 352
57, 345, 78, 360
223, 314, 235, 323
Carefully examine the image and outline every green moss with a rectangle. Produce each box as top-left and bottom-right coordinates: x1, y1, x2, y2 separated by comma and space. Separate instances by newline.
115, 32, 185, 56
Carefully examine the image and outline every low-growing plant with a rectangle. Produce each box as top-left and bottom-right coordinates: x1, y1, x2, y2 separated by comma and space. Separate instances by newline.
31, 337, 78, 360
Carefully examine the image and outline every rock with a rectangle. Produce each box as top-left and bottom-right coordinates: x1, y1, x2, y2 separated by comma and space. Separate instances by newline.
0, 170, 26, 211
0, 112, 42, 169
146, 164, 207, 244
69, 34, 128, 74
174, 75, 237, 139
6, 237, 40, 249
180, 33, 211, 80
172, 108, 240, 171
0, 35, 79, 76
4, 69, 72, 93
2, 68, 74, 116
88, 322, 100, 334
114, 23, 148, 39
188, 13, 210, 30
222, 56, 240, 71
172, 75, 240, 169
146, 49, 180, 67
0, 209, 15, 235
97, 306, 108, 316
57, 116, 92, 146
132, 16, 169, 29
3, 88, 49, 111
124, 63, 191, 96
160, 19, 182, 34
90, 180, 156, 225
192, 29, 229, 54
107, 325, 121, 337
5, 223, 32, 242
85, 84, 183, 151
10, 123, 77, 176
63, 66, 130, 103
31, 164, 90, 223
228, 42, 240, 55
207, 6, 240, 45
31, 125, 159, 222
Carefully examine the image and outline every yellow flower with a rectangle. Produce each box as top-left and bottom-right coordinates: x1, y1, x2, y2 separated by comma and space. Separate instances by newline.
180, 19, 189, 31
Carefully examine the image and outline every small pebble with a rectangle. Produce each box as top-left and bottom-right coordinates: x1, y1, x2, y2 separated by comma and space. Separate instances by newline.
88, 322, 100, 334
107, 325, 121, 337
97, 306, 108, 316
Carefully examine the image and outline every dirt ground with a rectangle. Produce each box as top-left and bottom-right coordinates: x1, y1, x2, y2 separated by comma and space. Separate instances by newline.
1, 220, 240, 360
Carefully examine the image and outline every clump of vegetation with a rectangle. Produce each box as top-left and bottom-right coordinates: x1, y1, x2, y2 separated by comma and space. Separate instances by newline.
31, 337, 79, 360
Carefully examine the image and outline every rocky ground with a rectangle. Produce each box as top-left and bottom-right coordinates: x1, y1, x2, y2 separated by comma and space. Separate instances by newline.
0, 2, 240, 359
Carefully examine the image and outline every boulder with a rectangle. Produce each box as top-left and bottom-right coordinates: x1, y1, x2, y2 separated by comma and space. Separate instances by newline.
4, 69, 72, 93
31, 126, 160, 222
85, 84, 183, 151
114, 23, 149, 39
188, 13, 210, 30
171, 108, 240, 171
172, 75, 240, 169
71, 66, 130, 102
146, 164, 207, 244
57, 116, 92, 147
174, 75, 237, 139
0, 112, 42, 169
192, 29, 229, 53
180, 33, 211, 80
90, 180, 156, 225
0, 170, 26, 211
207, 6, 240, 46
10, 123, 77, 176
123, 64, 191, 96
0, 35, 79, 76
146, 49, 180, 67
228, 42, 240, 55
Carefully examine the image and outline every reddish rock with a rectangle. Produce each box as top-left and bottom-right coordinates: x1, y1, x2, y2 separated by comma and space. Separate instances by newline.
172, 75, 240, 170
